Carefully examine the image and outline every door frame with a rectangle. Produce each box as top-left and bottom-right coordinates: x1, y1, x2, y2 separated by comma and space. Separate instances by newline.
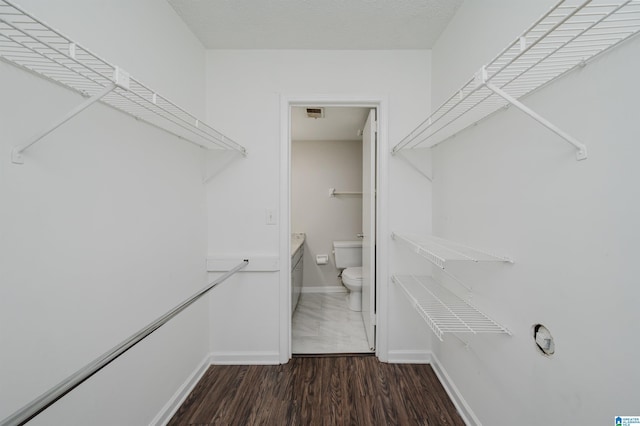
279, 94, 390, 363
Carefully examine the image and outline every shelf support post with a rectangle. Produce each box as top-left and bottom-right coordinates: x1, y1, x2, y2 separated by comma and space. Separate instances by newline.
484, 82, 588, 161
11, 83, 117, 164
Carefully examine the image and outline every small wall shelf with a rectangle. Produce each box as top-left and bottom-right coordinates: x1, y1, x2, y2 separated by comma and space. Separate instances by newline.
0, 0, 247, 164
392, 0, 640, 160
392, 232, 512, 269
393, 275, 510, 341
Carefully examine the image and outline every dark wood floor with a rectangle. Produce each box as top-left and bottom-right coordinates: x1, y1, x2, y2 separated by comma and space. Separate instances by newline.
168, 355, 465, 426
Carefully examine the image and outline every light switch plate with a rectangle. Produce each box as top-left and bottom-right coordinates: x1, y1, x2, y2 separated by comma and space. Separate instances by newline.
266, 208, 277, 225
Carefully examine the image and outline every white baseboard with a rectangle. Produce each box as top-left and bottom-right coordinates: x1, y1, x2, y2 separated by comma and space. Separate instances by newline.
430, 352, 481, 426
209, 351, 280, 365
149, 355, 211, 426
150, 351, 281, 425
301, 286, 347, 294
387, 349, 432, 363
384, 350, 479, 426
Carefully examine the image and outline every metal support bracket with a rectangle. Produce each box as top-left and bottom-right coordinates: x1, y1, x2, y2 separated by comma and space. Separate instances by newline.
10, 66, 129, 164
451, 333, 471, 351
395, 150, 433, 182
11, 82, 117, 164
483, 81, 588, 161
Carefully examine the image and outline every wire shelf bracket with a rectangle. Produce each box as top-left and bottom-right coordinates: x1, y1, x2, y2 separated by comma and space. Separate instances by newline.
391, 0, 640, 161
11, 79, 118, 164
393, 274, 511, 341
481, 70, 588, 161
0, 0, 247, 165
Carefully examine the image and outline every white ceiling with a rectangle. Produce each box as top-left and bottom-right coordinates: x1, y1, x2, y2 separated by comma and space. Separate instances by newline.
291, 107, 370, 141
167, 0, 463, 49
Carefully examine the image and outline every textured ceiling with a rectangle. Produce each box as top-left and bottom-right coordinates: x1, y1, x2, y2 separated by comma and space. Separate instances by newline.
167, 0, 463, 49
291, 107, 369, 141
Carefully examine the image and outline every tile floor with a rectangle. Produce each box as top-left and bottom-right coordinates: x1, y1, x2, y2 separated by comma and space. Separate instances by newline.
292, 292, 373, 354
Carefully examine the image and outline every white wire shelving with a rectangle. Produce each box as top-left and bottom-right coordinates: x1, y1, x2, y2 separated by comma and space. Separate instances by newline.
392, 275, 511, 341
0, 0, 247, 164
392, 232, 512, 269
392, 0, 640, 161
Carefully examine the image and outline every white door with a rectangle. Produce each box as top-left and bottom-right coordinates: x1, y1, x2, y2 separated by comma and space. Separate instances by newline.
362, 109, 376, 350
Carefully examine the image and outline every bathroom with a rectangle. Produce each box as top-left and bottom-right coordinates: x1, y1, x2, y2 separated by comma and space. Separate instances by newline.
290, 106, 374, 354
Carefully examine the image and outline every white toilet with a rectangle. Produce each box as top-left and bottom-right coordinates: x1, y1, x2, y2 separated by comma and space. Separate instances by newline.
332, 241, 363, 311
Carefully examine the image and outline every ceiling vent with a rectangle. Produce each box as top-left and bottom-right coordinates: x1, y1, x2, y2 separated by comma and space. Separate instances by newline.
306, 107, 324, 119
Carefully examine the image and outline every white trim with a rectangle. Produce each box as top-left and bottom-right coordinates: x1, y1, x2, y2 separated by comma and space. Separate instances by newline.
387, 349, 433, 364
207, 255, 279, 272
280, 94, 390, 364
375, 97, 390, 362
210, 351, 281, 365
279, 95, 293, 364
149, 354, 211, 426
300, 286, 347, 294
430, 352, 481, 426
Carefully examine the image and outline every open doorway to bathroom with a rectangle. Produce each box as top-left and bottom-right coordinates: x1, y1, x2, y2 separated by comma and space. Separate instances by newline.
289, 105, 376, 355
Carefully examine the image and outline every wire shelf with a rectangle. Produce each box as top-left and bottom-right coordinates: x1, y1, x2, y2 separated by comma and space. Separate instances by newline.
0, 0, 246, 155
392, 233, 512, 269
392, 0, 640, 155
393, 274, 510, 341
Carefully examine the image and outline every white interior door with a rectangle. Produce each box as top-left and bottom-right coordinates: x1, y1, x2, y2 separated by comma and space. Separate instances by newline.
362, 109, 376, 350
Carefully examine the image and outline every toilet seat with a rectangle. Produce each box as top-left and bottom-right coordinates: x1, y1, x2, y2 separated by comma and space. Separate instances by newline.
342, 267, 363, 287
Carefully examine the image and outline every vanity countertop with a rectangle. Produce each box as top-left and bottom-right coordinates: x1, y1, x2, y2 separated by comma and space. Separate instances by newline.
291, 233, 305, 257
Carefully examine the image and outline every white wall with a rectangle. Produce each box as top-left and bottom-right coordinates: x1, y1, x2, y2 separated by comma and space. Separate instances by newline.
204, 50, 433, 362
0, 1, 209, 424
430, 1, 640, 424
292, 139, 363, 291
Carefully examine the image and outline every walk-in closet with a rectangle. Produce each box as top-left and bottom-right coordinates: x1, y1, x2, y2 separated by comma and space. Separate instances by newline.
2, 0, 638, 425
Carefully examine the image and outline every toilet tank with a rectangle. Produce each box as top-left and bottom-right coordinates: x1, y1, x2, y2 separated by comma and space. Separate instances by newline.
332, 241, 362, 268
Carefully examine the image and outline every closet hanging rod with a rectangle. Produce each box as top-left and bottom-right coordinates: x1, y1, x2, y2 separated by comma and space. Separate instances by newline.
391, 0, 640, 160
0, 0, 248, 163
0, 259, 249, 426
329, 188, 363, 197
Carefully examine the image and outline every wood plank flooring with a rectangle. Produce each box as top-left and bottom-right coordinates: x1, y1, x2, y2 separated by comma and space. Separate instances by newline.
168, 356, 465, 426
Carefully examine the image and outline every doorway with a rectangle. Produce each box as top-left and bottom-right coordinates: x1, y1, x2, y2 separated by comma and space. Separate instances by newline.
287, 104, 377, 355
